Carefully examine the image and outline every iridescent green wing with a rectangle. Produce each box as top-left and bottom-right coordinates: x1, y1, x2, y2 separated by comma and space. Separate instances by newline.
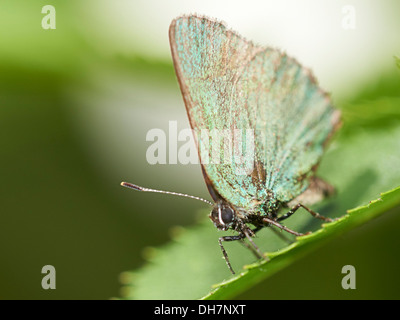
169, 15, 340, 209
241, 49, 341, 202
170, 15, 265, 209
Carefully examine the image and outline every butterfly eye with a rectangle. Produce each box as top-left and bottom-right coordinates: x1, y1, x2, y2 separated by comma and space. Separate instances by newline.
209, 202, 235, 229
219, 206, 234, 225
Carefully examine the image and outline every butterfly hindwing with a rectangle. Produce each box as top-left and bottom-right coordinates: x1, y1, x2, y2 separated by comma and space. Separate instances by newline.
240, 49, 341, 202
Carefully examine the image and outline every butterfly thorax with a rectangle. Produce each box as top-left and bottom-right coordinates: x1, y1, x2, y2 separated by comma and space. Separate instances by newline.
259, 196, 282, 217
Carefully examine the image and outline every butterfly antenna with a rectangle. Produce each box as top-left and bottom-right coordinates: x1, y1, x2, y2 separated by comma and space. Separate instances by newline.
120, 182, 213, 205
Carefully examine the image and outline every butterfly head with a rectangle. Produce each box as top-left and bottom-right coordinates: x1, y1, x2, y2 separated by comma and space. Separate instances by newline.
209, 200, 238, 231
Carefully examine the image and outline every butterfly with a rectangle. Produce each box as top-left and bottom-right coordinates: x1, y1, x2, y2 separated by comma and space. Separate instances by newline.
122, 14, 341, 274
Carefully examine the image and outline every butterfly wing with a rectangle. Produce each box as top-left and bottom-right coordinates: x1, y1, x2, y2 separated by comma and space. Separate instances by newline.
241, 48, 341, 202
169, 15, 340, 209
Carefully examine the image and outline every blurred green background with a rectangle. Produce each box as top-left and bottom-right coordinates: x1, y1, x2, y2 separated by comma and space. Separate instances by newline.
0, 0, 399, 299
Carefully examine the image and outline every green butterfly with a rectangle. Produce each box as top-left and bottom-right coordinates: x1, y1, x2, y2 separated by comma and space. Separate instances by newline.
122, 15, 341, 274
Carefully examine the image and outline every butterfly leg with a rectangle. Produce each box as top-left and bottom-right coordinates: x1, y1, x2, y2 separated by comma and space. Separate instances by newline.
270, 227, 294, 244
262, 217, 306, 236
277, 203, 333, 222
239, 240, 262, 259
219, 227, 265, 274
242, 227, 266, 260
218, 235, 244, 274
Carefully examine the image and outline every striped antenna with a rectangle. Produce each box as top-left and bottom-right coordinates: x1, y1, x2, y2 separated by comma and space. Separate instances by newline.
120, 182, 213, 206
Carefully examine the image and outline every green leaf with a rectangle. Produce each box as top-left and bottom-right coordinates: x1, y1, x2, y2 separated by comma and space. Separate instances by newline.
202, 186, 400, 299
120, 77, 400, 300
